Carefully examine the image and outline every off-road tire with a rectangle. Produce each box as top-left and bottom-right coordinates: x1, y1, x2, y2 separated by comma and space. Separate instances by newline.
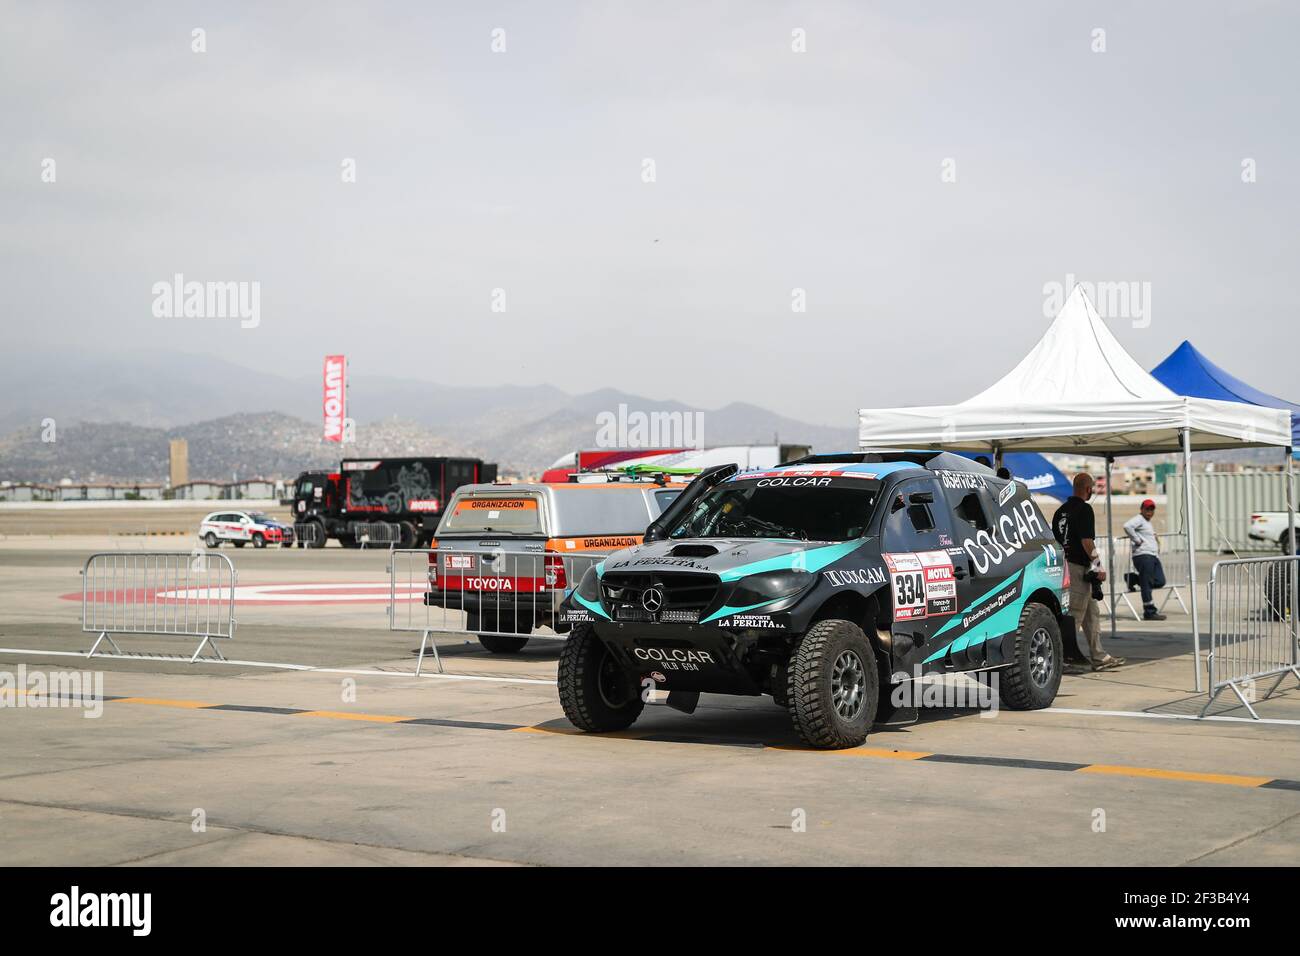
204, 532, 219, 549
468, 611, 531, 653
999, 602, 1062, 711
786, 619, 879, 749
1264, 562, 1292, 622
252, 533, 266, 549
305, 520, 326, 549
477, 633, 530, 653
557, 622, 644, 732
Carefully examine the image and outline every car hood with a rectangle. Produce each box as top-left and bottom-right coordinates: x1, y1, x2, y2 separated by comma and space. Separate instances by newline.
599, 536, 873, 582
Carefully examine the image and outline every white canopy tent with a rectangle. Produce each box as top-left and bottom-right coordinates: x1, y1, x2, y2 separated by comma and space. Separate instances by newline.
858, 287, 1294, 690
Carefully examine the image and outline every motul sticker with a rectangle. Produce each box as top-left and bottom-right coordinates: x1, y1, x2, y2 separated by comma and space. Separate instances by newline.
408, 499, 440, 512
884, 551, 956, 621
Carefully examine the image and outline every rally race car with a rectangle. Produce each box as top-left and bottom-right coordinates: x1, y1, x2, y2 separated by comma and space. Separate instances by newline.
557, 452, 1076, 749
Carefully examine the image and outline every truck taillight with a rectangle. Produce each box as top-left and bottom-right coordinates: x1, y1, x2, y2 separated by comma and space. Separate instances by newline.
427, 549, 438, 586
544, 554, 566, 590
1062, 564, 1070, 589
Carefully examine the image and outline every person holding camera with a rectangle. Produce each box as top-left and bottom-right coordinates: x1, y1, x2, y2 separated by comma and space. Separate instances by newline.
1051, 473, 1126, 671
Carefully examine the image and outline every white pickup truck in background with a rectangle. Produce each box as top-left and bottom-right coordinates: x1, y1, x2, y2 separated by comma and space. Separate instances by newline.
1249, 512, 1300, 552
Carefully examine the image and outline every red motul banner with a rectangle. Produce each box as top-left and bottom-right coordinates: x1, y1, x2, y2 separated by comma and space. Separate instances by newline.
322, 355, 347, 442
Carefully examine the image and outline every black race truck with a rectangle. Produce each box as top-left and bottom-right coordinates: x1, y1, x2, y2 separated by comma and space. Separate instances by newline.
558, 452, 1081, 749
291, 456, 496, 548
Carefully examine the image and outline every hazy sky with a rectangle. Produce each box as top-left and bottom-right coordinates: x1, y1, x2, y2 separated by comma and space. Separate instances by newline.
3, 1, 1296, 429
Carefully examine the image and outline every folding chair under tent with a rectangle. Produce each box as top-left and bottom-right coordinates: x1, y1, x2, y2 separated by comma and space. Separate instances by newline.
857, 286, 1294, 691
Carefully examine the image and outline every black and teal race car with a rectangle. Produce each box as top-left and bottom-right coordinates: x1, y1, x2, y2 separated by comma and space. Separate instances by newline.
557, 452, 1077, 748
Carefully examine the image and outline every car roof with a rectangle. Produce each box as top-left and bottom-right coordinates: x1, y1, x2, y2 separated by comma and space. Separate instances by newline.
767, 451, 995, 479
726, 459, 919, 482
452, 481, 684, 495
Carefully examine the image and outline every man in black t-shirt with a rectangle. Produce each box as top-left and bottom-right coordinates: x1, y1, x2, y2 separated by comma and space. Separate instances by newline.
1052, 473, 1125, 671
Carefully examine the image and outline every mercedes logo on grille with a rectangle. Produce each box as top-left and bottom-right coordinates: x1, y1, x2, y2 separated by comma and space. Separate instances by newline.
640, 586, 664, 613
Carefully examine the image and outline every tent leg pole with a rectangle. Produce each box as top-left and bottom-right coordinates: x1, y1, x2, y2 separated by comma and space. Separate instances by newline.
1287, 448, 1297, 663
1106, 456, 1116, 646
1183, 427, 1201, 693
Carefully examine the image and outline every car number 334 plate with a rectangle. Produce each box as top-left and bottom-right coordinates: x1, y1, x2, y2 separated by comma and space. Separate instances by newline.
883, 551, 957, 622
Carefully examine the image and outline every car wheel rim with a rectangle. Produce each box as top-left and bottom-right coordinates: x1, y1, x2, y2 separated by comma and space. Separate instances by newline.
831, 649, 865, 721
1029, 627, 1054, 686
597, 650, 631, 709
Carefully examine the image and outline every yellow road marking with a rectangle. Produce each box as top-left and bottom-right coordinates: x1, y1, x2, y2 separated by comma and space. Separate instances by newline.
293, 710, 409, 724
837, 746, 933, 760
765, 744, 933, 759
514, 724, 643, 739
110, 697, 210, 709
1077, 764, 1272, 788
8, 691, 1292, 791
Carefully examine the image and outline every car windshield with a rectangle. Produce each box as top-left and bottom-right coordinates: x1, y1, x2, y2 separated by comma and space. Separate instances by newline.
439, 495, 544, 535
667, 476, 882, 542
247, 512, 271, 522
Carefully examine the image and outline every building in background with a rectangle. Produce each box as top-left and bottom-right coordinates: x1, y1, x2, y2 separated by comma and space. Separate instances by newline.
226, 477, 277, 499
169, 438, 189, 489
55, 482, 164, 501
0, 482, 56, 502
170, 480, 224, 500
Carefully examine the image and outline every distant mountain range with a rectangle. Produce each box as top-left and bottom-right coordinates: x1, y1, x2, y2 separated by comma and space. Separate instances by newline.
0, 350, 857, 481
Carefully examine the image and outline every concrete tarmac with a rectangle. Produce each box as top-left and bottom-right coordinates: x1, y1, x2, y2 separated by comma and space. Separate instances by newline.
2, 537, 1297, 866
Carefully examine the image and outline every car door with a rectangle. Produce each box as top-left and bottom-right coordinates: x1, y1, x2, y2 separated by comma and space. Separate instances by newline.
878, 477, 963, 667
942, 476, 1055, 667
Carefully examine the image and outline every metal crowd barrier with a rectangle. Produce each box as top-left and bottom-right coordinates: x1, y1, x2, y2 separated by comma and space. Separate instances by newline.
81, 551, 237, 662
351, 521, 402, 549
1202, 555, 1300, 718
293, 521, 325, 548
388, 547, 602, 674
1097, 532, 1190, 620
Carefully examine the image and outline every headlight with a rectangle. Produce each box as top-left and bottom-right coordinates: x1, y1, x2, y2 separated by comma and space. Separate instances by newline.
730, 569, 815, 605
575, 566, 601, 601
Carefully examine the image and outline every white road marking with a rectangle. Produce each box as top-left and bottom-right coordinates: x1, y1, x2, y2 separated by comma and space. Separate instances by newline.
0, 647, 555, 685
2, 647, 1294, 721
1046, 706, 1300, 727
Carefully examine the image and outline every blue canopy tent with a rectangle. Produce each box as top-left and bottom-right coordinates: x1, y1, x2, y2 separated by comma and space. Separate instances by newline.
1152, 340, 1300, 453
958, 451, 1072, 500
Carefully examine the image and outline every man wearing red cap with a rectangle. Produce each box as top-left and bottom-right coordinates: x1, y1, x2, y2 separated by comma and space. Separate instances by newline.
1123, 499, 1166, 621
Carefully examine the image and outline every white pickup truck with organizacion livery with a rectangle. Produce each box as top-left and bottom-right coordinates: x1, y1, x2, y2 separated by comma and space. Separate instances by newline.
423, 474, 684, 653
